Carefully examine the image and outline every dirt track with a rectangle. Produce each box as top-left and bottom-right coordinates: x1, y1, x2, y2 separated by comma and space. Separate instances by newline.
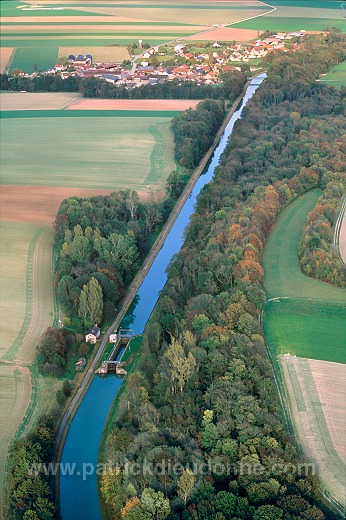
67, 98, 200, 111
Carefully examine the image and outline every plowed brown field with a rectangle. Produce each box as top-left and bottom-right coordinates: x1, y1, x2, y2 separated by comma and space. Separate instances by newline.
187, 27, 258, 41
67, 98, 200, 110
0, 48, 13, 73
0, 186, 154, 225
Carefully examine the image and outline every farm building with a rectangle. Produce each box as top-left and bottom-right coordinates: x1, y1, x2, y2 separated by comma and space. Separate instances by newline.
85, 325, 100, 344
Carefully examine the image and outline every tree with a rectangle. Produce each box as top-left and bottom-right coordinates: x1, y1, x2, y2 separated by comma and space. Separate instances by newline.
253, 504, 283, 520
62, 380, 72, 397
99, 467, 124, 512
78, 277, 103, 327
141, 488, 170, 520
177, 469, 195, 505
164, 337, 196, 394
88, 277, 104, 324
56, 389, 66, 406
121, 497, 141, 517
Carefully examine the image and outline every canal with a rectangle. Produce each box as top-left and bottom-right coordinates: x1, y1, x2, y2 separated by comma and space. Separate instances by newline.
59, 73, 266, 519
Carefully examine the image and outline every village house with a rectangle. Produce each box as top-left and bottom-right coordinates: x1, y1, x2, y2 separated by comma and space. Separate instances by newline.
85, 325, 100, 344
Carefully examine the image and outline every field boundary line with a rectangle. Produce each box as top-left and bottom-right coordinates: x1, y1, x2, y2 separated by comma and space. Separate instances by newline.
226, 1, 276, 28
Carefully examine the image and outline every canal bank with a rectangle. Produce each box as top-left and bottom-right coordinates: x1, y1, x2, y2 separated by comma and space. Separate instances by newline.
58, 74, 266, 520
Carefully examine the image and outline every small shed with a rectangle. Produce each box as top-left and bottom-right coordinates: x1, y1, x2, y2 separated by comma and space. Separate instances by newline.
109, 333, 118, 343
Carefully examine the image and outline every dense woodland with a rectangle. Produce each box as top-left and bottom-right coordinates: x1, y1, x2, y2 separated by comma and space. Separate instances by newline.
298, 171, 345, 286
100, 34, 346, 520
6, 414, 57, 520
0, 70, 246, 101
171, 99, 226, 169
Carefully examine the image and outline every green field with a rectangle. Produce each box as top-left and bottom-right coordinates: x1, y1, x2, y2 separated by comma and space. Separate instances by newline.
320, 62, 346, 88
263, 190, 346, 303
263, 298, 346, 363
234, 17, 346, 32
263, 190, 346, 363
268, 0, 341, 9
9, 46, 58, 73
1, 38, 173, 48
0, 1, 103, 17
0, 114, 176, 191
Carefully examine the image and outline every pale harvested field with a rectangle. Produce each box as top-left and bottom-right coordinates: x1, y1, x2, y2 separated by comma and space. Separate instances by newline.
0, 48, 13, 73
67, 98, 200, 110
0, 365, 32, 511
1, 16, 151, 23
187, 27, 259, 41
0, 186, 153, 226
0, 222, 43, 360
15, 227, 55, 364
1, 24, 205, 33
309, 358, 346, 464
280, 354, 346, 506
73, 6, 268, 25
58, 45, 130, 62
0, 92, 81, 111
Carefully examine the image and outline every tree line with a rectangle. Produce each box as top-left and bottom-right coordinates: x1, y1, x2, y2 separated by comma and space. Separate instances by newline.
0, 70, 246, 100
5, 414, 57, 520
171, 99, 226, 169
298, 171, 346, 286
99, 34, 346, 520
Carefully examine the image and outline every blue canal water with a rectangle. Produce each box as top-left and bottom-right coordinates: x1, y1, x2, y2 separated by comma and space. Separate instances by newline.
60, 74, 266, 520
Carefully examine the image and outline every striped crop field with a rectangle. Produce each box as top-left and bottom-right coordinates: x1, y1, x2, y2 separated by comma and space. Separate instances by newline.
0, 112, 176, 191
0, 0, 274, 57
8, 46, 58, 73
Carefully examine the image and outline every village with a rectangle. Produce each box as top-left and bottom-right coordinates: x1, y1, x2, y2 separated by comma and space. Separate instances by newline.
14, 31, 306, 88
